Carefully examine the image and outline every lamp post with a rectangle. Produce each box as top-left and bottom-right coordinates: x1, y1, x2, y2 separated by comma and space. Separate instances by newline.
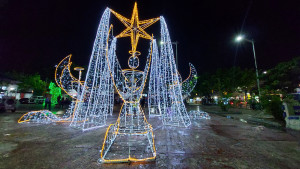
160, 41, 179, 70
74, 67, 84, 99
235, 35, 261, 100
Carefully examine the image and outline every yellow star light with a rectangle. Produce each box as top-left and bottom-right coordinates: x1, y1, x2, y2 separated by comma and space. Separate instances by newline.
110, 2, 160, 55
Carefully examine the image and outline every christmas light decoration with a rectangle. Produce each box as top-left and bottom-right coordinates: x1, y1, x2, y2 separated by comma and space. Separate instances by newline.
70, 8, 114, 131
18, 2, 207, 165
148, 37, 161, 116
181, 63, 197, 99
18, 55, 82, 124
18, 110, 60, 123
110, 2, 159, 69
155, 16, 191, 127
18, 63, 76, 124
55, 54, 81, 99
99, 3, 157, 163
148, 63, 197, 117
99, 38, 156, 163
188, 110, 211, 120
17, 108, 87, 124
18, 9, 114, 129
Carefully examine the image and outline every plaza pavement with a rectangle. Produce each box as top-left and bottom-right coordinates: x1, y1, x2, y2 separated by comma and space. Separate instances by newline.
0, 104, 300, 168
197, 105, 284, 129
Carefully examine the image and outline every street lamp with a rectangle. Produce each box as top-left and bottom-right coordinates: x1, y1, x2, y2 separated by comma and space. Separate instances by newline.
160, 41, 179, 70
235, 35, 243, 42
235, 35, 261, 99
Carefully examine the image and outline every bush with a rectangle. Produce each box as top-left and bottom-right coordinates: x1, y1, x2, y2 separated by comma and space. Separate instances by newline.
262, 95, 284, 122
283, 96, 300, 116
218, 100, 230, 111
248, 98, 263, 110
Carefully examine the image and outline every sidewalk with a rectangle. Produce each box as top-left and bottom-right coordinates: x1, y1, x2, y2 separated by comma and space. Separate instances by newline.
191, 104, 284, 129
15, 103, 68, 114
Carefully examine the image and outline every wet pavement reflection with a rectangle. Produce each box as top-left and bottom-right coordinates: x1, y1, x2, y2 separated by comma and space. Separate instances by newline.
0, 105, 300, 168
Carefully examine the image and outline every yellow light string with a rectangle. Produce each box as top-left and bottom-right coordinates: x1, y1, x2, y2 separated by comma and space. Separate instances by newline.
109, 2, 159, 62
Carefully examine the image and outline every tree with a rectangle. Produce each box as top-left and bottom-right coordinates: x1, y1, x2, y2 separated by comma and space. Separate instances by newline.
193, 72, 212, 96
192, 67, 256, 110
261, 57, 300, 95
6, 72, 47, 96
259, 57, 300, 122
194, 67, 256, 97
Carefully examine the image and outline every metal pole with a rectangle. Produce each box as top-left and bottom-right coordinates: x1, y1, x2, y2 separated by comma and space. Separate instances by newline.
251, 40, 261, 99
74, 68, 84, 99
172, 41, 178, 70
176, 42, 178, 70
77, 70, 82, 100
78, 70, 82, 82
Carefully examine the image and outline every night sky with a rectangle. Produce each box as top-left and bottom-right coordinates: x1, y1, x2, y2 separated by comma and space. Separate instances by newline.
0, 0, 299, 80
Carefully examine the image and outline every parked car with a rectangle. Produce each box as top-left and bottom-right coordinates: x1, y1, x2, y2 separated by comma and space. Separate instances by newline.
19, 98, 29, 104
19, 97, 35, 104
0, 96, 16, 112
31, 96, 44, 104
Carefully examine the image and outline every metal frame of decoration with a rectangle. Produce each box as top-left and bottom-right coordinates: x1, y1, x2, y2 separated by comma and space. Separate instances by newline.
156, 16, 191, 127
18, 55, 80, 124
70, 8, 114, 131
99, 3, 158, 163
18, 2, 208, 165
99, 38, 156, 163
181, 63, 198, 99
188, 110, 211, 120
18, 9, 114, 131
148, 36, 161, 117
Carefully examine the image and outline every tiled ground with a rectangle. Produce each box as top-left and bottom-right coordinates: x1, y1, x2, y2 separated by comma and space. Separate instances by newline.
0, 105, 300, 169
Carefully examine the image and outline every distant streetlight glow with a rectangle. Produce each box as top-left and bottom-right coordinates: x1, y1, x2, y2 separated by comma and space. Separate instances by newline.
263, 71, 267, 74
235, 35, 244, 42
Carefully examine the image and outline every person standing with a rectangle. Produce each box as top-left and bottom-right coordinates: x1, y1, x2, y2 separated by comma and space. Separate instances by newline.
60, 98, 65, 109
57, 95, 61, 106
44, 90, 52, 111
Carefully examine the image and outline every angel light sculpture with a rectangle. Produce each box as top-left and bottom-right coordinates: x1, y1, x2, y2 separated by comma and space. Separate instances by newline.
99, 3, 159, 163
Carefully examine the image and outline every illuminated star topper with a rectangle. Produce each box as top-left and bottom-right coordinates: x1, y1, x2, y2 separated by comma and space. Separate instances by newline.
110, 2, 160, 56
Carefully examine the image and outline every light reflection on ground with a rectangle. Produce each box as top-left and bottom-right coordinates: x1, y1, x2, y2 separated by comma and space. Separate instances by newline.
0, 105, 300, 168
